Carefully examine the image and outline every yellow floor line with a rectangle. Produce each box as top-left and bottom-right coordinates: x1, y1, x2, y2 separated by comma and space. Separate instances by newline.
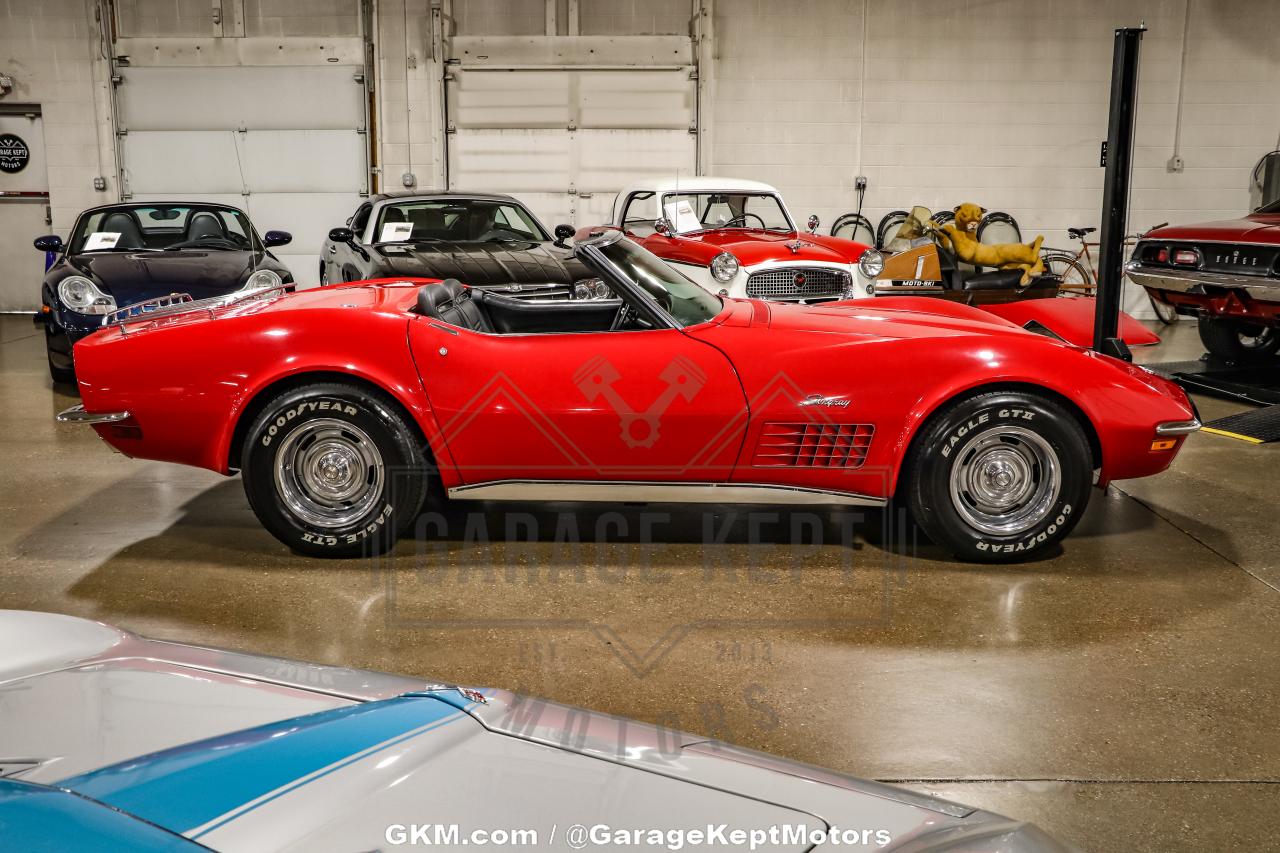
1200, 427, 1265, 445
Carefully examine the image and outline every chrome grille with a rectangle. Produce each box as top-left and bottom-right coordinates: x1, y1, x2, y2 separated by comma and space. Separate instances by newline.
745, 267, 850, 300
752, 423, 874, 469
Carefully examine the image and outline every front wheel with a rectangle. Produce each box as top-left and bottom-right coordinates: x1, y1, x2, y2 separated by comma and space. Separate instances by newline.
903, 391, 1092, 563
241, 382, 432, 557
45, 323, 76, 385
1197, 315, 1279, 363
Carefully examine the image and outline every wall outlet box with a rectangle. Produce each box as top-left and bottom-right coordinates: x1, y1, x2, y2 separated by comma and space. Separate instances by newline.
855, 175, 868, 190
1167, 155, 1185, 173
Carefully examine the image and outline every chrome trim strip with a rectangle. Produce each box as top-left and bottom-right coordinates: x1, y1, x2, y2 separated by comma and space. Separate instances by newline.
1155, 419, 1202, 436
1126, 262, 1280, 298
447, 480, 887, 507
104, 284, 292, 331
56, 405, 131, 425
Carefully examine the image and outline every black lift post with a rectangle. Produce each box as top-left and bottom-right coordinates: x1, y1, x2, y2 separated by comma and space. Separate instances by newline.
1094, 26, 1146, 360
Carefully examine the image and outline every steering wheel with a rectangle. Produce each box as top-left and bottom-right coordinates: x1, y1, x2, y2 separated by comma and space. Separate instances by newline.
724, 213, 767, 229
610, 301, 632, 331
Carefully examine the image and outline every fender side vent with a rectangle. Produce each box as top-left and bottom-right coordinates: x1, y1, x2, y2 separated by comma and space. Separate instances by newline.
752, 423, 874, 468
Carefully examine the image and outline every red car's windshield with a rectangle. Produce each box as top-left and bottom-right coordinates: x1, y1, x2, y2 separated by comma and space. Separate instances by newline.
588, 235, 723, 327
661, 192, 793, 234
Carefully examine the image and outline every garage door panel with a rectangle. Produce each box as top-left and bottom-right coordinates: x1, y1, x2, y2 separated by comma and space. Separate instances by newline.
576, 129, 694, 191
119, 66, 363, 131
124, 132, 244, 194
125, 130, 365, 195
450, 71, 571, 129
241, 131, 366, 193
578, 70, 694, 129
450, 130, 572, 193
447, 60, 696, 227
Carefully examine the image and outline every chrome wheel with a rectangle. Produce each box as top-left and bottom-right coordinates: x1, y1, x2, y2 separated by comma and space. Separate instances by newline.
273, 418, 384, 529
1238, 325, 1276, 352
948, 426, 1061, 536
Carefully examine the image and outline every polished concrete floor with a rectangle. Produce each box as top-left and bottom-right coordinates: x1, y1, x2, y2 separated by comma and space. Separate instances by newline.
2, 314, 1278, 851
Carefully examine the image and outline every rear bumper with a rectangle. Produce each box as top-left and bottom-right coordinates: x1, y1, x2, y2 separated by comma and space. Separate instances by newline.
1126, 262, 1280, 300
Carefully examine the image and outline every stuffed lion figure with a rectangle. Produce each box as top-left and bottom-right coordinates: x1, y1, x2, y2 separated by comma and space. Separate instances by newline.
940, 203, 1045, 285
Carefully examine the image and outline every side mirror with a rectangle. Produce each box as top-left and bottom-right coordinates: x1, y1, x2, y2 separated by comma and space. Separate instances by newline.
263, 230, 292, 248
328, 227, 355, 244
806, 215, 820, 234
34, 235, 63, 253
552, 223, 575, 247
654, 219, 671, 236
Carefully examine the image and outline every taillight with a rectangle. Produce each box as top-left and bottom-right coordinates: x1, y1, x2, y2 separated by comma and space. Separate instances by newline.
1139, 243, 1170, 264
1172, 248, 1200, 266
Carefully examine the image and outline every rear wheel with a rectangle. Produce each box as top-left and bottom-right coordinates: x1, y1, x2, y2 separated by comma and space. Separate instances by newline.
240, 382, 432, 557
1197, 315, 1279, 363
903, 390, 1092, 563
1043, 254, 1093, 296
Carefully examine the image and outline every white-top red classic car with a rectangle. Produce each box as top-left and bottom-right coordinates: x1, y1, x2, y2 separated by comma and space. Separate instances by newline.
610, 177, 883, 302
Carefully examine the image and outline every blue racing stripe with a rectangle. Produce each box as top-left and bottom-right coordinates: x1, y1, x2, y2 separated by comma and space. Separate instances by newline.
57, 695, 463, 835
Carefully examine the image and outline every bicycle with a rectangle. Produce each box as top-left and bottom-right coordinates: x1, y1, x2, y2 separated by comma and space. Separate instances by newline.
1040, 225, 1180, 324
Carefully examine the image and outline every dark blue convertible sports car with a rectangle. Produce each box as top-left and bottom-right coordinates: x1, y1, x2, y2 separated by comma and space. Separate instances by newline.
33, 201, 293, 383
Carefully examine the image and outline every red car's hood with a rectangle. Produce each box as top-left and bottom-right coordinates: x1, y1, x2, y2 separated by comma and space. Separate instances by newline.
672, 230, 865, 266
1147, 212, 1280, 245
712, 297, 1030, 343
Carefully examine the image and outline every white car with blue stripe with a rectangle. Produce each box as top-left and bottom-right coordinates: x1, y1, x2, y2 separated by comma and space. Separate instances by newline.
0, 611, 1070, 852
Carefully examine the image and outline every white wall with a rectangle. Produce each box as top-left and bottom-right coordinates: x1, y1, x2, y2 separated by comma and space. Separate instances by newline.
0, 0, 116, 231
710, 0, 1280, 254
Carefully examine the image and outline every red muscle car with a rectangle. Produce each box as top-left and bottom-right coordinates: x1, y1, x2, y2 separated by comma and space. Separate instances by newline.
59, 231, 1198, 563
1127, 199, 1280, 361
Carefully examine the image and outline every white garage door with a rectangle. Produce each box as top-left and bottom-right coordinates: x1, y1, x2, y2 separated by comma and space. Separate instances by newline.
446, 66, 696, 229
115, 65, 368, 287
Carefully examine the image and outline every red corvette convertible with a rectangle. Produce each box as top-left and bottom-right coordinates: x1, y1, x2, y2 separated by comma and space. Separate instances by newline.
60, 231, 1198, 562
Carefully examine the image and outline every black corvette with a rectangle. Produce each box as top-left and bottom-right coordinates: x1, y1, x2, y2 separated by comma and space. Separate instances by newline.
34, 202, 293, 383
321, 192, 603, 299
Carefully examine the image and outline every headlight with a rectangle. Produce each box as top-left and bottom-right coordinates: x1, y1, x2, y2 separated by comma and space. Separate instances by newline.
242, 269, 283, 291
710, 252, 739, 283
573, 278, 612, 300
58, 276, 116, 315
858, 249, 885, 279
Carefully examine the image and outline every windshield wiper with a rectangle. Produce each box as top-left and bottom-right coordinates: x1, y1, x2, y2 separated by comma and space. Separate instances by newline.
164, 240, 238, 251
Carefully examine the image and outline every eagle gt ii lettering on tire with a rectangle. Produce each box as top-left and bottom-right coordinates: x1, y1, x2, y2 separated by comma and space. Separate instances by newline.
241, 382, 433, 558
904, 391, 1092, 563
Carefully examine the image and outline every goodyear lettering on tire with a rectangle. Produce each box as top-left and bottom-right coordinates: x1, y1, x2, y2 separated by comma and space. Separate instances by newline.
262, 401, 360, 447
974, 505, 1073, 553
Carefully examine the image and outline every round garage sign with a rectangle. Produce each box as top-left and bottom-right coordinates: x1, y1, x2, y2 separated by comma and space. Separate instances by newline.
0, 133, 30, 174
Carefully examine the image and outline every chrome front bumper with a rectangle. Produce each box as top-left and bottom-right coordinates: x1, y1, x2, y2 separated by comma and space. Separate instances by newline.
1156, 418, 1202, 436
56, 405, 131, 425
1126, 261, 1280, 300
